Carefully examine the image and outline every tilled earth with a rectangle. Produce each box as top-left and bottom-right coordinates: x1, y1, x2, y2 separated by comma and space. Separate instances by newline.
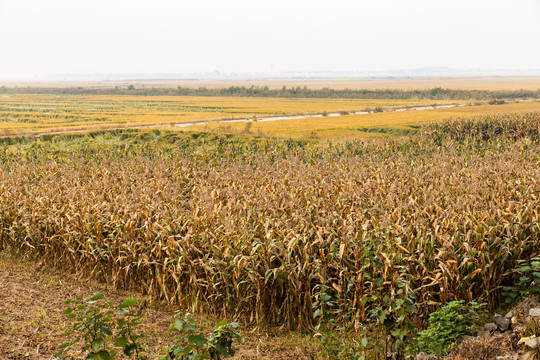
0, 254, 316, 360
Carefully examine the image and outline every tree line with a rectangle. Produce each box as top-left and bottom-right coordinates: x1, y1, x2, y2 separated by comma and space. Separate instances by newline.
1, 85, 539, 100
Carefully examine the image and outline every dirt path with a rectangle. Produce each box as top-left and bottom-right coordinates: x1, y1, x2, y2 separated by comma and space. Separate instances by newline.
0, 254, 316, 359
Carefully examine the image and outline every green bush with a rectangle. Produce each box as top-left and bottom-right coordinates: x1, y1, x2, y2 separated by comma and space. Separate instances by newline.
56, 293, 147, 359
502, 257, 540, 303
311, 281, 417, 360
163, 312, 243, 360
55, 293, 243, 360
406, 301, 485, 357
312, 285, 369, 360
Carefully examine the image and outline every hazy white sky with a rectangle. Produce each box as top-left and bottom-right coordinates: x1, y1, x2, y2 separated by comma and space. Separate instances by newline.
0, 0, 539, 79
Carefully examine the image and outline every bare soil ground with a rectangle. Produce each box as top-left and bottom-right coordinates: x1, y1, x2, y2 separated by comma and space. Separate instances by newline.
0, 254, 316, 360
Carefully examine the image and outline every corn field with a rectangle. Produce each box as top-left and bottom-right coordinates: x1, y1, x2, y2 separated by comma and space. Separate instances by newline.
0, 112, 539, 330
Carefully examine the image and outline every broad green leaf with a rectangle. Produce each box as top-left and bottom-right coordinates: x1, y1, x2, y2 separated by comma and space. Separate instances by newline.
99, 325, 112, 335
91, 339, 102, 352
119, 297, 136, 308
88, 350, 111, 360
319, 293, 331, 302
216, 318, 228, 327
123, 343, 138, 356
361, 338, 368, 347
114, 336, 128, 348
188, 334, 207, 346
89, 293, 104, 301
214, 342, 229, 355
172, 319, 183, 331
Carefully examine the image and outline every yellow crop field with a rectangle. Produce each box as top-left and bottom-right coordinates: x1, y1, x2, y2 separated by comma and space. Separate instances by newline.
3, 92, 539, 139
0, 94, 467, 136
185, 101, 540, 138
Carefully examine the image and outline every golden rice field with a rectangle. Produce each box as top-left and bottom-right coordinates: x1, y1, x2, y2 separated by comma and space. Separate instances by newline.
0, 93, 465, 136
185, 101, 540, 138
